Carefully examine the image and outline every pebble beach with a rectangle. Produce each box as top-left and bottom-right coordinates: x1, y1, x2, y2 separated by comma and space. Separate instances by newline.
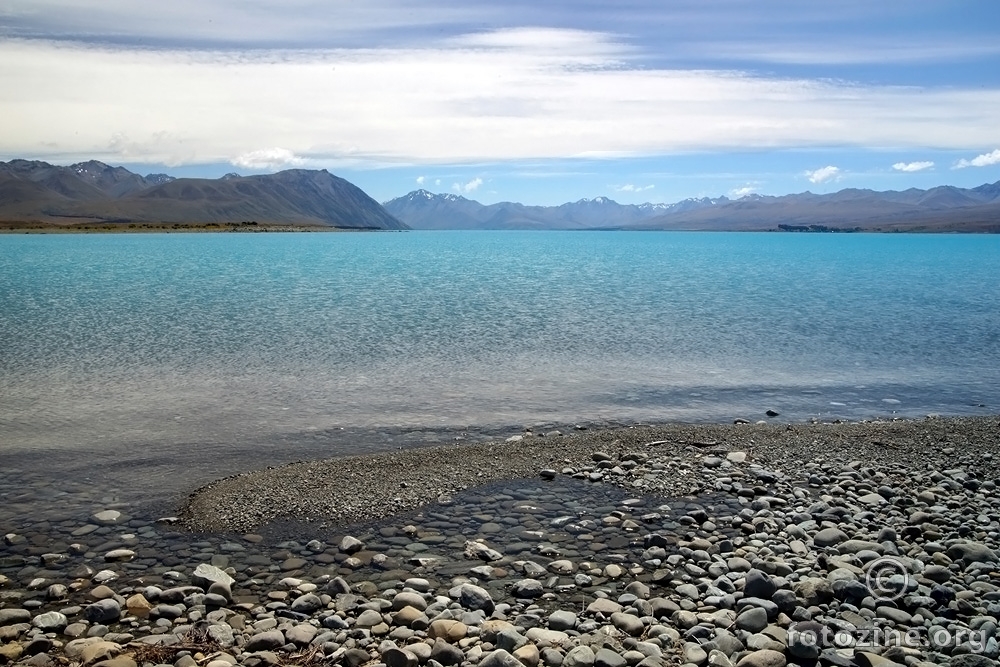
3, 416, 1000, 667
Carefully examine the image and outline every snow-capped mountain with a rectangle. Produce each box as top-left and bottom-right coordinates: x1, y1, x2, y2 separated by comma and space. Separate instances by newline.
383, 191, 713, 230
384, 185, 1000, 232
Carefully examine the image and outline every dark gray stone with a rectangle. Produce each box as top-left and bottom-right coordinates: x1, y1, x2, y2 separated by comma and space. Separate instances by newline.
83, 600, 121, 624
743, 570, 776, 600
431, 638, 465, 666
595, 648, 627, 667
245, 630, 286, 652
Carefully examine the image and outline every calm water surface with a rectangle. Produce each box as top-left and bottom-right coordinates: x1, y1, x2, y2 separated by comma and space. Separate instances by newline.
2, 231, 999, 509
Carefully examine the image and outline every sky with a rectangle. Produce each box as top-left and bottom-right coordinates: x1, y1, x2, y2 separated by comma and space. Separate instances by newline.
2, 1, 1000, 205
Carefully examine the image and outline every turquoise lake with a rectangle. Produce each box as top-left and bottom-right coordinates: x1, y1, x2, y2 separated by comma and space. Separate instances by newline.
2, 230, 999, 500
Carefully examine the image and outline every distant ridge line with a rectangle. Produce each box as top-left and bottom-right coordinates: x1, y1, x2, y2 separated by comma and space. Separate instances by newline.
383, 182, 1000, 232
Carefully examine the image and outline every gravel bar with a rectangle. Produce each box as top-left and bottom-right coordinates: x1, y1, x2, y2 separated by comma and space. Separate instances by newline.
182, 416, 1000, 534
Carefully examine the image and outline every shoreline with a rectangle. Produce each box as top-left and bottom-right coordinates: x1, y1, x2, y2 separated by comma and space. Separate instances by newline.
3, 222, 998, 235
0, 222, 387, 234
3, 415, 1000, 667
182, 416, 1000, 534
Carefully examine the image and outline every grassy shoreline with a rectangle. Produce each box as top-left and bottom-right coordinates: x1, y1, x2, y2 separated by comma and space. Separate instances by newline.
0, 221, 387, 233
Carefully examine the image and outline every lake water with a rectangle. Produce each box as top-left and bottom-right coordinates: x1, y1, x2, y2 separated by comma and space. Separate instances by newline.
2, 230, 999, 510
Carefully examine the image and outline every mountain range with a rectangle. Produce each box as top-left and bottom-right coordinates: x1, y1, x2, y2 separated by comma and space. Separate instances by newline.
384, 184, 1000, 232
382, 190, 727, 230
0, 160, 406, 230
2, 158, 998, 232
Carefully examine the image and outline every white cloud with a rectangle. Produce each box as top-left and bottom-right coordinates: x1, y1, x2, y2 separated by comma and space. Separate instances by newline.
729, 184, 757, 198
452, 177, 483, 193
954, 149, 1000, 169
416, 175, 425, 185
892, 160, 934, 172
232, 147, 305, 170
805, 166, 841, 184
2, 35, 1000, 167
434, 179, 441, 186
704, 41, 1000, 66
615, 184, 654, 193
0, 0, 488, 47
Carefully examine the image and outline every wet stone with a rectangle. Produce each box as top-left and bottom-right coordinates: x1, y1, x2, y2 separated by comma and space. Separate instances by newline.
3, 417, 1000, 667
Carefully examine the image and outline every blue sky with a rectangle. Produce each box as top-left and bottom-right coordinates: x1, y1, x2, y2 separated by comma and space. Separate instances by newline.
2, 1, 1000, 205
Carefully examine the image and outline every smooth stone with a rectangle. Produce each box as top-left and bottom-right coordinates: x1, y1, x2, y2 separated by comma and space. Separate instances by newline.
431, 637, 465, 666
496, 628, 528, 653
564, 646, 597, 667
83, 600, 121, 625
80, 641, 122, 665
290, 593, 323, 614
0, 610, 31, 626
743, 570, 777, 599
479, 649, 523, 667
356, 609, 384, 627
285, 624, 317, 645
735, 650, 786, 667
280, 557, 308, 571
837, 540, 884, 554
481, 620, 516, 642
684, 643, 708, 666
549, 560, 576, 574
854, 652, 906, 667
876, 607, 913, 625
548, 610, 578, 631
595, 648, 627, 667
512, 579, 544, 598
90, 586, 116, 600
526, 627, 569, 647
923, 565, 951, 583
244, 630, 285, 652
611, 612, 645, 636
587, 599, 623, 615
813, 528, 848, 547
92, 658, 136, 667
428, 619, 468, 642
92, 511, 123, 525
103, 549, 135, 563
947, 542, 998, 564
515, 643, 541, 667
451, 583, 495, 614
340, 536, 365, 554
675, 584, 700, 600
382, 646, 418, 667
398, 606, 430, 629
124, 594, 153, 617
709, 650, 735, 667
787, 622, 823, 659
392, 591, 427, 612
31, 612, 68, 632
736, 608, 769, 633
